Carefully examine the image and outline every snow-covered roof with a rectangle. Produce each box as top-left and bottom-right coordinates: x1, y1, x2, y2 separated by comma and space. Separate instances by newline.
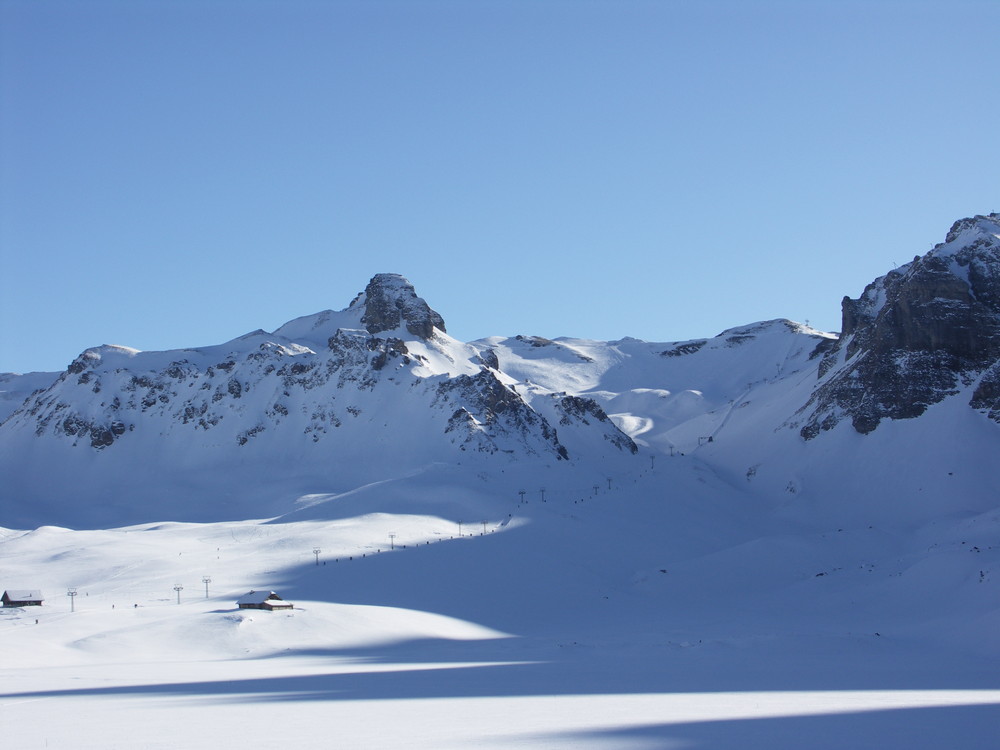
236, 590, 283, 605
3, 590, 43, 601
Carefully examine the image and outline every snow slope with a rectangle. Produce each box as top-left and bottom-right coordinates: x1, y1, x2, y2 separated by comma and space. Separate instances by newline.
0, 369, 58, 421
2, 458, 998, 748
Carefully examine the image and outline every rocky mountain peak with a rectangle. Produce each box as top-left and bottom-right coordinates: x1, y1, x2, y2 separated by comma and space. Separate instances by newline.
799, 213, 1000, 437
944, 212, 1000, 245
351, 273, 446, 339
838, 214, 1000, 360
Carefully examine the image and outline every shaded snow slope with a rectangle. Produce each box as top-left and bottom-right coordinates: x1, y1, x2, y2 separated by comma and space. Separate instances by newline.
0, 369, 59, 422
1, 456, 997, 748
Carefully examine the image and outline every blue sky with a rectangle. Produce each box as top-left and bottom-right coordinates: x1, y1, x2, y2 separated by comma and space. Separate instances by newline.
2, 0, 997, 374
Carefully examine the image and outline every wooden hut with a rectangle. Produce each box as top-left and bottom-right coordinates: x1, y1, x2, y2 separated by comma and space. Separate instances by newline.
236, 590, 293, 611
2, 590, 44, 607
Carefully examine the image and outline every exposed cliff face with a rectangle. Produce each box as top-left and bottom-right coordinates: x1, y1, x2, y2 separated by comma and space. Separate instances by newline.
437, 369, 570, 459
800, 213, 1000, 437
355, 273, 446, 339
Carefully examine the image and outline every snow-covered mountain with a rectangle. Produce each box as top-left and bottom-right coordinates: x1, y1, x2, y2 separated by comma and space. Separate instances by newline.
0, 274, 639, 527
2, 215, 1000, 530
5, 272, 633, 463
3, 216, 1000, 749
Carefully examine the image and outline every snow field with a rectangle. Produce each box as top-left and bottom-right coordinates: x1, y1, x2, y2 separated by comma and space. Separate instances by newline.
2, 459, 999, 748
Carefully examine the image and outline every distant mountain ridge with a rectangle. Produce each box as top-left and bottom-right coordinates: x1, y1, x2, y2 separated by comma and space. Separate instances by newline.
2, 215, 1000, 529
0, 273, 640, 526
3, 273, 632, 460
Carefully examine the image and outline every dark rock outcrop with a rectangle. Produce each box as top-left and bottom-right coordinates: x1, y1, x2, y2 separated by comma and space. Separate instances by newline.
800, 213, 1000, 437
555, 395, 638, 454
436, 369, 569, 459
355, 273, 446, 339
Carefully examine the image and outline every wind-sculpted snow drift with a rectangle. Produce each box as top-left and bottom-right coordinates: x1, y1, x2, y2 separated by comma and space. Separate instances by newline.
2, 217, 1000, 529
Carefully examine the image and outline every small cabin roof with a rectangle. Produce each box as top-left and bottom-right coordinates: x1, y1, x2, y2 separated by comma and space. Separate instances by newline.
236, 590, 284, 605
3, 590, 43, 601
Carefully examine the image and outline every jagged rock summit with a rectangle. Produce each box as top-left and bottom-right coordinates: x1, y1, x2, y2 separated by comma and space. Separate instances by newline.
269, 272, 445, 346
800, 213, 1000, 436
355, 273, 446, 339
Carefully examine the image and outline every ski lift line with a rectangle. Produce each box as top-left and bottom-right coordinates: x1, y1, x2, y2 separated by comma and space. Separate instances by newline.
35, 469, 659, 606
500, 455, 683, 507
688, 383, 753, 448
48, 464, 669, 600
75, 527, 297, 598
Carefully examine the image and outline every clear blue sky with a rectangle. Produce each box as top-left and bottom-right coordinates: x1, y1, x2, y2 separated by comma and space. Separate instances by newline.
2, 0, 997, 374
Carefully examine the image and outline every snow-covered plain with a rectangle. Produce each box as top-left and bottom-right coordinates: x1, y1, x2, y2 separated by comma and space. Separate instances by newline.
3, 446, 999, 748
